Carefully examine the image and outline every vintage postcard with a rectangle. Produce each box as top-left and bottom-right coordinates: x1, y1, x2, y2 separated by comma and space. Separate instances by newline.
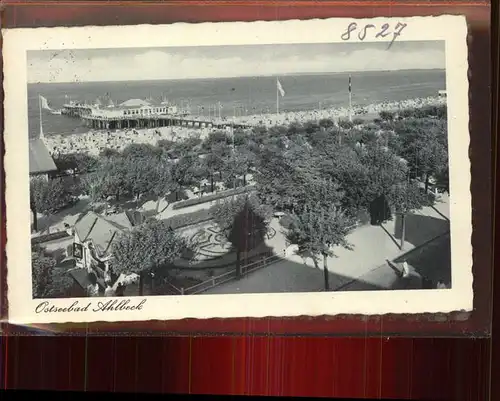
3, 16, 472, 324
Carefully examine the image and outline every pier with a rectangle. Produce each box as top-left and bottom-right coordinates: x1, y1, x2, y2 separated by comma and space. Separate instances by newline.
61, 98, 253, 131
81, 114, 252, 130
61, 103, 94, 117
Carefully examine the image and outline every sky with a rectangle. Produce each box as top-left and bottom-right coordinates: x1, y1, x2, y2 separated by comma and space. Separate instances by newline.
27, 41, 445, 84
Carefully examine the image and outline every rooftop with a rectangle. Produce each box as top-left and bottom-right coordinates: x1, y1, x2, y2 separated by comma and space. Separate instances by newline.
74, 211, 137, 258
29, 138, 57, 175
119, 99, 151, 108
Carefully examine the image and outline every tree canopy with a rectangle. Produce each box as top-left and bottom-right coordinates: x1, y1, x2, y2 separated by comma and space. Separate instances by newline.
32, 247, 74, 298
53, 152, 98, 174
111, 219, 190, 277
30, 177, 74, 214
210, 194, 272, 275
286, 203, 354, 290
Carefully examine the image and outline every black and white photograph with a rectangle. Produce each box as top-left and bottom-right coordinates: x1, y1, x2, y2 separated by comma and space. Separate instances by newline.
3, 17, 472, 323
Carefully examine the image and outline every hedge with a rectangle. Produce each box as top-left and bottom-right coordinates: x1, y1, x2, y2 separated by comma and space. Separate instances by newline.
172, 185, 255, 210
162, 208, 213, 230
32, 231, 70, 245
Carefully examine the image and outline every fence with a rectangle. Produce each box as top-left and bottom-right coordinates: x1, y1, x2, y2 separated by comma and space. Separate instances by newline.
157, 279, 184, 295
167, 252, 282, 295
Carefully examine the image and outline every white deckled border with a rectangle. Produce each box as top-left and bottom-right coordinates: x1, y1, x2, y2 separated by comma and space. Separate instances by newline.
2, 15, 472, 324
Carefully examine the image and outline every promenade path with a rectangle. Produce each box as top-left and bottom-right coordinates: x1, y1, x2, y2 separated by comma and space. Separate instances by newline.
156, 190, 220, 221
205, 194, 450, 294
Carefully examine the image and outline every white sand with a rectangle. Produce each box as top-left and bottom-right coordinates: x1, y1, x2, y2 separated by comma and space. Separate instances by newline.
43, 126, 210, 157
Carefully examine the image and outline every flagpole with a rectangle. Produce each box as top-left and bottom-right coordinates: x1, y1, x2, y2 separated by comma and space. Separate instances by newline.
276, 77, 279, 116
38, 95, 44, 139
348, 74, 352, 122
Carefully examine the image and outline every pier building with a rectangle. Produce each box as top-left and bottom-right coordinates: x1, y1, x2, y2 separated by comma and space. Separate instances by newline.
62, 97, 251, 131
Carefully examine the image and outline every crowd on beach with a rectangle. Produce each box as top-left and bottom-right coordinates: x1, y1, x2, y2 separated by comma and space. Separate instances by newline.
42, 96, 446, 156
43, 126, 212, 157
232, 96, 447, 127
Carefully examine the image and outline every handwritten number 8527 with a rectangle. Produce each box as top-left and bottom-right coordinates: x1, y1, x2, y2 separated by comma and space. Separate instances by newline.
341, 22, 407, 49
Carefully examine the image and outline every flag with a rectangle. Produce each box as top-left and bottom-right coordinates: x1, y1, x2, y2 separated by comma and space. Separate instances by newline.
39, 95, 52, 111
349, 74, 352, 93
277, 79, 285, 97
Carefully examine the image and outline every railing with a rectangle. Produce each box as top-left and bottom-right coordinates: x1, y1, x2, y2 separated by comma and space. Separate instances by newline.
167, 252, 282, 295
157, 279, 184, 295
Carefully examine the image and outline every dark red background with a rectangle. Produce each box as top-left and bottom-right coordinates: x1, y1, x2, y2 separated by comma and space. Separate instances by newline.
0, 336, 493, 398
1, 1, 498, 399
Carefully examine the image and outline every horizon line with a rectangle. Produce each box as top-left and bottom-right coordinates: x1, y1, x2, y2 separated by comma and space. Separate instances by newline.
28, 67, 446, 85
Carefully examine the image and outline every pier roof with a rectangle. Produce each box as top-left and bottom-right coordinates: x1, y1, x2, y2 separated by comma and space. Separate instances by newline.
29, 138, 57, 175
119, 99, 151, 107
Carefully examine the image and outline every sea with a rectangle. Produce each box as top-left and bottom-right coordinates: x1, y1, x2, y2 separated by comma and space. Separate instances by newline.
28, 69, 446, 138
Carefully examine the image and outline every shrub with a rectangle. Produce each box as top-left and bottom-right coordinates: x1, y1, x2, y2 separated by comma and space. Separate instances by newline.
279, 214, 294, 229
338, 119, 354, 129
379, 110, 395, 121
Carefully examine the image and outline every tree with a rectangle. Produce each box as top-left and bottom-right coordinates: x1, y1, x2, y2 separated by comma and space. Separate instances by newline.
223, 148, 251, 189
359, 145, 409, 223
151, 157, 176, 213
83, 155, 129, 202
122, 143, 161, 160
81, 170, 108, 204
314, 143, 370, 215
32, 247, 73, 298
396, 118, 448, 192
318, 118, 335, 130
210, 195, 271, 277
53, 153, 98, 175
202, 152, 224, 193
255, 145, 329, 213
388, 180, 432, 250
100, 148, 121, 158
30, 177, 74, 231
379, 110, 395, 121
434, 167, 449, 193
170, 154, 197, 201
169, 136, 202, 159
286, 204, 353, 291
202, 131, 231, 151
111, 220, 190, 295
209, 141, 233, 184
30, 177, 74, 214
124, 153, 159, 203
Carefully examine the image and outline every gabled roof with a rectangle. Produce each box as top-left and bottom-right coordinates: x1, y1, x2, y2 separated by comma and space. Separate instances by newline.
29, 138, 57, 175
74, 211, 136, 257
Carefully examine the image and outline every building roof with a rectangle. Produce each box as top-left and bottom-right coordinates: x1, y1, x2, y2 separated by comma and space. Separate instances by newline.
68, 268, 105, 292
74, 211, 136, 257
119, 99, 151, 108
29, 138, 57, 175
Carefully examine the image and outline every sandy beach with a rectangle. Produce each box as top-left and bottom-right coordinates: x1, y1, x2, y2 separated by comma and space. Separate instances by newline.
231, 95, 446, 127
42, 96, 446, 156
42, 126, 210, 157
